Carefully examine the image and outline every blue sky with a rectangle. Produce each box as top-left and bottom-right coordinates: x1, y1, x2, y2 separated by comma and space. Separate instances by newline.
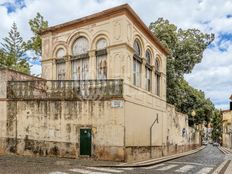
0, 0, 231, 109
1, 0, 25, 13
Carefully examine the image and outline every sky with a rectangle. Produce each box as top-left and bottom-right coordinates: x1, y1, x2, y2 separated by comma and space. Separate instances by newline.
0, 0, 231, 109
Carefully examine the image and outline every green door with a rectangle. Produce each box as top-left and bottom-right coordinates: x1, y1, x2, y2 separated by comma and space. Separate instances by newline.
80, 129, 92, 156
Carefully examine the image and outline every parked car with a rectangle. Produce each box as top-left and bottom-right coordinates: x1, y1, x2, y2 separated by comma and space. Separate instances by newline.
202, 141, 208, 146
213, 142, 219, 146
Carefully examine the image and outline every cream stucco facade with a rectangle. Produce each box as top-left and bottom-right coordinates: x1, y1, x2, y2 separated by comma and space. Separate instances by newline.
222, 109, 232, 149
0, 4, 200, 162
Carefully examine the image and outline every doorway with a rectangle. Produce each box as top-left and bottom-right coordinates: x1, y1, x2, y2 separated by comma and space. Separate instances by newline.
80, 128, 92, 156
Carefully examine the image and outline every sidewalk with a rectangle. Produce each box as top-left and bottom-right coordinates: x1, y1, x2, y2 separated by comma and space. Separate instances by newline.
212, 146, 232, 174
0, 146, 205, 169
218, 146, 232, 155
93, 146, 206, 167
0, 154, 121, 167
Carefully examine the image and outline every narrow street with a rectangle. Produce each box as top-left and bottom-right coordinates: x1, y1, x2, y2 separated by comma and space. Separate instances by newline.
0, 145, 228, 174
139, 145, 225, 174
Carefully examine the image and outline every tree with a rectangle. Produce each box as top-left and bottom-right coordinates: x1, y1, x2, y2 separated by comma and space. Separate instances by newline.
149, 18, 214, 77
0, 49, 5, 68
211, 111, 222, 143
149, 18, 216, 124
26, 12, 48, 58
0, 22, 30, 73
149, 19, 214, 108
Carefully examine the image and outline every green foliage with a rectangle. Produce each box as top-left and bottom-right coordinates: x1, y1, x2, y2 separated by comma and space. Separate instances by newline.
0, 49, 5, 68
0, 13, 48, 73
26, 12, 48, 57
211, 111, 222, 143
149, 18, 217, 125
176, 79, 215, 126
0, 22, 30, 73
150, 18, 214, 77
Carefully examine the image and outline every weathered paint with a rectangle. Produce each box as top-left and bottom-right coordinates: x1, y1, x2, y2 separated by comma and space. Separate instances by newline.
0, 4, 201, 162
4, 100, 125, 161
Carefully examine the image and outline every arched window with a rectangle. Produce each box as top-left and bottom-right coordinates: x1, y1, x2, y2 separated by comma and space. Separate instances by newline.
96, 38, 107, 50
71, 36, 89, 80
56, 48, 65, 58
133, 39, 142, 87
145, 49, 151, 64
56, 48, 66, 80
155, 59, 160, 73
96, 38, 107, 80
72, 37, 89, 55
133, 39, 141, 56
155, 58, 161, 96
145, 49, 152, 91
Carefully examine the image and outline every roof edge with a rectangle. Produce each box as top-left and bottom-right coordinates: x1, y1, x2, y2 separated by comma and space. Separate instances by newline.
40, 4, 129, 35
40, 3, 169, 55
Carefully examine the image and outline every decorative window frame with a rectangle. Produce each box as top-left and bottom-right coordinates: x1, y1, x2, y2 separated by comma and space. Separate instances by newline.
53, 45, 67, 80
155, 55, 162, 96
133, 38, 143, 87
70, 36, 90, 80
95, 37, 108, 80
145, 48, 153, 92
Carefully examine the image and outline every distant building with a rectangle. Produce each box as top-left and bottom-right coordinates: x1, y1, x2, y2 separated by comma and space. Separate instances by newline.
0, 4, 200, 162
222, 95, 232, 149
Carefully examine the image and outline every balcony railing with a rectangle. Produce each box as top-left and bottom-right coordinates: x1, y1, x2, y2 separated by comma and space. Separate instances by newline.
7, 79, 123, 100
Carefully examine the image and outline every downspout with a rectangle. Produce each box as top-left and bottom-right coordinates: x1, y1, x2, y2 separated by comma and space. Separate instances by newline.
150, 115, 158, 158
230, 101, 232, 149
15, 113, 17, 153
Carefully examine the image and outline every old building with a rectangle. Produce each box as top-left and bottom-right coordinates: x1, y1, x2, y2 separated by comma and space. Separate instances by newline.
0, 4, 199, 162
222, 95, 232, 149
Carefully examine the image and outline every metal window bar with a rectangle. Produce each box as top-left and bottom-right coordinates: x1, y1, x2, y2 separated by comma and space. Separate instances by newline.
95, 49, 107, 56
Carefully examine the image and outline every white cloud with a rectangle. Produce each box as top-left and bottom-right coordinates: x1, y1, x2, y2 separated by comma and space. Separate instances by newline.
30, 64, 41, 76
0, 0, 231, 109
185, 41, 232, 110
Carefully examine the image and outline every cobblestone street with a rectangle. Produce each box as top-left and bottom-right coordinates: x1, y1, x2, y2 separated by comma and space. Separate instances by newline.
0, 145, 229, 174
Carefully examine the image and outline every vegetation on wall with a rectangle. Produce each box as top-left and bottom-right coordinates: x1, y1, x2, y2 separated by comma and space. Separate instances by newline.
149, 18, 220, 128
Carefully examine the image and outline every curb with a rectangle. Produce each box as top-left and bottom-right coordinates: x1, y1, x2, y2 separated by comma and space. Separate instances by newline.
218, 146, 232, 155
212, 160, 229, 174
91, 146, 205, 168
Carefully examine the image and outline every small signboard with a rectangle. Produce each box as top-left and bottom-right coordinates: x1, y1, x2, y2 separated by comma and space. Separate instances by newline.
111, 100, 124, 108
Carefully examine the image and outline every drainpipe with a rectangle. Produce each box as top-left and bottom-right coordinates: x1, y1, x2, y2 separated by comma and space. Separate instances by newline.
15, 114, 18, 153
230, 101, 232, 149
150, 115, 158, 159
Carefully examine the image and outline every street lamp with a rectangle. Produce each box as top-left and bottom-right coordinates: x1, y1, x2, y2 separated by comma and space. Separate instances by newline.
191, 110, 196, 117
191, 110, 196, 128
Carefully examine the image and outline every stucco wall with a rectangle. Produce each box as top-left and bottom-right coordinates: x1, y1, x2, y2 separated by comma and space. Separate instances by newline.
0, 68, 41, 99
124, 102, 200, 161
222, 110, 232, 148
0, 68, 42, 154
5, 100, 125, 161
222, 133, 231, 148
124, 100, 165, 147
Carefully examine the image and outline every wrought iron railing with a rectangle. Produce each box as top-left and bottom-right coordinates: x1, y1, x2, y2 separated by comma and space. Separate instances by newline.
7, 79, 123, 100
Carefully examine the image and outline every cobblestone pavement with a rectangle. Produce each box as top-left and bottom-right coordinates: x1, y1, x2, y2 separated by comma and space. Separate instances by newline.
0, 145, 226, 174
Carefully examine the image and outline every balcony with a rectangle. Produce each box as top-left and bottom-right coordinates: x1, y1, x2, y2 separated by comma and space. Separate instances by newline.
7, 79, 123, 100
